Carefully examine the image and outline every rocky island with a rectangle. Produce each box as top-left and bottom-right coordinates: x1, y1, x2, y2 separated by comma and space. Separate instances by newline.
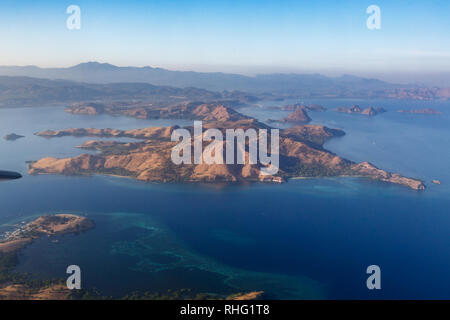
0, 214, 94, 300
0, 214, 94, 254
276, 103, 327, 112
28, 103, 425, 190
268, 108, 312, 124
266, 103, 324, 124
335, 105, 387, 116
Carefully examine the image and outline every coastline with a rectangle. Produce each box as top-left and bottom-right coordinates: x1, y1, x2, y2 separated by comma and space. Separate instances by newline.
0, 214, 95, 254
0, 214, 95, 300
27, 119, 426, 191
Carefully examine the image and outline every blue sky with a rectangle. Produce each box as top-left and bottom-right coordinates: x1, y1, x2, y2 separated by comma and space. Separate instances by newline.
0, 0, 449, 83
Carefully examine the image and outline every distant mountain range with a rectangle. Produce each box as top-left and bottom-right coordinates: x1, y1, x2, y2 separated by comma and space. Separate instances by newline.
0, 62, 449, 107
0, 62, 413, 94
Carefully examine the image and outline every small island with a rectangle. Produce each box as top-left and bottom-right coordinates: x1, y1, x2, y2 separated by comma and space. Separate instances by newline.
266, 103, 327, 112
0, 214, 94, 254
335, 105, 386, 116
398, 108, 443, 115
268, 108, 311, 124
282, 103, 327, 112
266, 103, 326, 124
3, 133, 24, 141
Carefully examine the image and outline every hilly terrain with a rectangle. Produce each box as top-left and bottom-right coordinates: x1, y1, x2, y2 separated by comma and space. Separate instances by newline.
2, 62, 449, 100
0, 76, 256, 108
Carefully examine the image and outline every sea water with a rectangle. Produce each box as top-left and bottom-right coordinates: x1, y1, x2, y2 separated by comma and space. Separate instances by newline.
0, 102, 449, 299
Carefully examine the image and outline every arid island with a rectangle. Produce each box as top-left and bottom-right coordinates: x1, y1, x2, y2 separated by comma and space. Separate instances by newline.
0, 214, 94, 300
335, 105, 387, 116
0, 214, 94, 254
28, 102, 425, 190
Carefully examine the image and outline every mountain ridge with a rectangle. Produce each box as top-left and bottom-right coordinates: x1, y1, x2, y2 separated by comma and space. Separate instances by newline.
1, 63, 450, 106
0, 75, 258, 107
0, 62, 412, 93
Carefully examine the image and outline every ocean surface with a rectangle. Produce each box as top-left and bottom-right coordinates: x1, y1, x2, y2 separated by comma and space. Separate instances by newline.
0, 100, 449, 299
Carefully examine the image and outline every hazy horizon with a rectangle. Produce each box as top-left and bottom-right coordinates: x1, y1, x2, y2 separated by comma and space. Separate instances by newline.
1, 0, 450, 86
1, 61, 450, 87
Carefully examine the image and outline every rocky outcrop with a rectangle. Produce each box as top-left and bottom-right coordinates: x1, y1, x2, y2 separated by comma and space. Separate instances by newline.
279, 103, 326, 112
267, 104, 326, 124
268, 108, 311, 124
280, 108, 311, 123
335, 105, 386, 116
351, 162, 425, 190
360, 107, 387, 116
335, 105, 361, 114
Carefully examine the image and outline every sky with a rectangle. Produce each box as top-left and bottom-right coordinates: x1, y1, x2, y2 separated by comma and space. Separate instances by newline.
0, 0, 449, 84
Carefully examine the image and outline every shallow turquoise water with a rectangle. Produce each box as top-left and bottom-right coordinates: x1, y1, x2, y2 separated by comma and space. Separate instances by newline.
0, 102, 449, 299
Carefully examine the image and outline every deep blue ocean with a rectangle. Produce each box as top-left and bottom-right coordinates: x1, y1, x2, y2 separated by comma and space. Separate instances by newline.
0, 99, 449, 299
